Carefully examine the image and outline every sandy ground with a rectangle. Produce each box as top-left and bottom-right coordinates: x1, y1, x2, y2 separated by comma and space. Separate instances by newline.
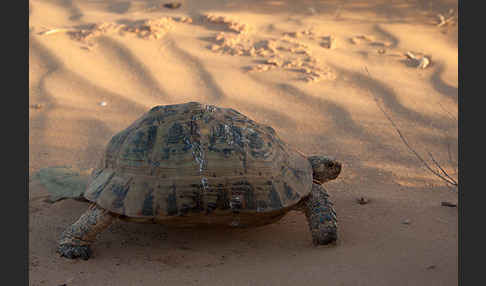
29, 0, 458, 285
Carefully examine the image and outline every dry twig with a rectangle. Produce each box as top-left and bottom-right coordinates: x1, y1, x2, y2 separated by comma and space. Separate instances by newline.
363, 67, 458, 188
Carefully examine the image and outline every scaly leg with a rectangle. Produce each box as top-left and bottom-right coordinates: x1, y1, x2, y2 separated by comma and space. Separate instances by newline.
57, 203, 118, 260
303, 183, 338, 245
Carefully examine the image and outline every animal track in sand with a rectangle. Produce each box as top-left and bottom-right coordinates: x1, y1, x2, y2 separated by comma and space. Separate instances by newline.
204, 15, 336, 83
350, 34, 394, 51
38, 16, 192, 47
69, 17, 176, 44
37, 13, 335, 83
204, 14, 253, 35
282, 28, 337, 50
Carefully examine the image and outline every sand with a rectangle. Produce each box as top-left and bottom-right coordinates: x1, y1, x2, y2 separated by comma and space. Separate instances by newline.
29, 0, 458, 285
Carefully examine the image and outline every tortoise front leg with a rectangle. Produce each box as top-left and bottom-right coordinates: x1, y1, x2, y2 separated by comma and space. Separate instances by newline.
57, 203, 118, 260
303, 183, 338, 245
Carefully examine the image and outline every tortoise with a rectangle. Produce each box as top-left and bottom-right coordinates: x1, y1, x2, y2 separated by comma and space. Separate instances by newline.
58, 102, 342, 259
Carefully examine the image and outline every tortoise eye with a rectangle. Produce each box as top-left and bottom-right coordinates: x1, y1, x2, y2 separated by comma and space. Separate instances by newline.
326, 162, 334, 168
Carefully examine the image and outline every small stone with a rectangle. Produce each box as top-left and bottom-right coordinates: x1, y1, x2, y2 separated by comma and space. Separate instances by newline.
426, 265, 436, 270
405, 51, 418, 60
328, 36, 337, 49
30, 103, 43, 109
99, 101, 107, 107
256, 64, 270, 71
164, 2, 181, 9
418, 57, 430, 69
441, 201, 457, 207
350, 37, 361, 45
210, 44, 220, 51
177, 16, 192, 23
402, 219, 411, 225
215, 33, 225, 42
405, 51, 431, 69
356, 197, 369, 205
266, 58, 283, 67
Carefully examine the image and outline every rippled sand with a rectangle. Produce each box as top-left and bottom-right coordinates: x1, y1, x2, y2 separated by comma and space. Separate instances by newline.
29, 1, 458, 285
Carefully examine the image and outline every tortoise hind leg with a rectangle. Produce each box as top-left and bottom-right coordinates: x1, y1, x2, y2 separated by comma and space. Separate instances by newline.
57, 203, 118, 260
303, 183, 338, 245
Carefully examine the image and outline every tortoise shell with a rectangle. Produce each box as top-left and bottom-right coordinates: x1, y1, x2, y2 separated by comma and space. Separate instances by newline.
84, 102, 312, 222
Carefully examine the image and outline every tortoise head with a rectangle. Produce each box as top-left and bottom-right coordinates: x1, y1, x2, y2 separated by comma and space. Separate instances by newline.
308, 156, 342, 184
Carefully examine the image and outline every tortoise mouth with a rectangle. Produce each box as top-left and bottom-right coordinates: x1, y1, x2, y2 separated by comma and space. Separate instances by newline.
333, 162, 342, 176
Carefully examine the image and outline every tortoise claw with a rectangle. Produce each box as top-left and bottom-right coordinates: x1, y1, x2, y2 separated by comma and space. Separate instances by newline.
312, 226, 338, 245
57, 244, 92, 260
